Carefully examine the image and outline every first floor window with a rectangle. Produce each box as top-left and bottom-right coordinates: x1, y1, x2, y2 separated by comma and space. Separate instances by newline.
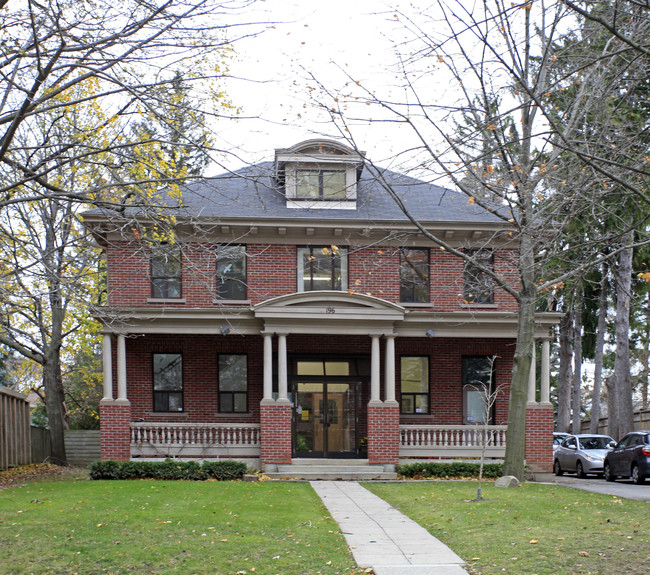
462, 356, 495, 424
400, 248, 430, 303
153, 353, 183, 412
298, 246, 348, 291
400, 356, 429, 414
463, 249, 494, 304
151, 242, 182, 298
219, 354, 248, 413
217, 244, 247, 299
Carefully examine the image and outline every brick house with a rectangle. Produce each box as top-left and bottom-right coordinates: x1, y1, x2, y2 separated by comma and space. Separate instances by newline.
85, 139, 559, 474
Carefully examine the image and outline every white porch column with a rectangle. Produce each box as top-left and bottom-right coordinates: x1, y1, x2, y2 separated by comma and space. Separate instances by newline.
370, 335, 381, 403
102, 334, 113, 401
384, 335, 396, 403
116, 334, 128, 403
541, 339, 551, 404
277, 333, 289, 402
263, 332, 274, 401
527, 340, 537, 403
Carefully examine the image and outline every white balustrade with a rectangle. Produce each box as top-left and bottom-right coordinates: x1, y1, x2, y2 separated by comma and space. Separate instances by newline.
399, 425, 507, 458
130, 422, 261, 458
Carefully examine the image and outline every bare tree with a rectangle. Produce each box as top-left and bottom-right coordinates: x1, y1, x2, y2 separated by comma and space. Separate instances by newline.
0, 0, 259, 462
309, 0, 650, 478
0, 0, 258, 211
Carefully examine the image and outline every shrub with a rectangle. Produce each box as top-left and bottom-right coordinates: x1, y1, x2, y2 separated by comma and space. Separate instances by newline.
88, 459, 247, 481
396, 461, 503, 479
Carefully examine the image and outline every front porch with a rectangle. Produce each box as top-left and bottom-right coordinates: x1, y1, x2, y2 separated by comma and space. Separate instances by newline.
128, 421, 509, 466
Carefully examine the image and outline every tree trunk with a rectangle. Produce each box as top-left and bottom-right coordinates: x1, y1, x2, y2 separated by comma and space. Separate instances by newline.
557, 310, 574, 432
606, 376, 618, 439
572, 287, 583, 434
641, 290, 650, 410
503, 234, 536, 480
612, 235, 634, 440
590, 263, 608, 433
43, 354, 67, 464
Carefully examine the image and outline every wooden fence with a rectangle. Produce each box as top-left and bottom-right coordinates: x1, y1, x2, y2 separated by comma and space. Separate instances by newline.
581, 409, 650, 437
0, 387, 31, 469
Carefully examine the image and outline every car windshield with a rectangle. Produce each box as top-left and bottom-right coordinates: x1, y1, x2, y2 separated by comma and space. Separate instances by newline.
578, 437, 612, 450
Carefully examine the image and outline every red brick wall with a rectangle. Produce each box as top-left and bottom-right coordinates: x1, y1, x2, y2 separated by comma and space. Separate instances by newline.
111, 333, 515, 430
100, 402, 131, 461
260, 403, 292, 467
525, 403, 554, 472
123, 334, 264, 423
106, 239, 519, 311
368, 402, 400, 464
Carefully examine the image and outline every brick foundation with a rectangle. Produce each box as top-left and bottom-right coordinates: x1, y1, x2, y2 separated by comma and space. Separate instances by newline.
260, 400, 293, 469
525, 403, 554, 472
100, 400, 132, 461
368, 401, 400, 465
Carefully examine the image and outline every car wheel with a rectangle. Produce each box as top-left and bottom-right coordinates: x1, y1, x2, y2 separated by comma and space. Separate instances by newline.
576, 461, 586, 479
554, 459, 563, 476
632, 464, 645, 485
604, 462, 616, 482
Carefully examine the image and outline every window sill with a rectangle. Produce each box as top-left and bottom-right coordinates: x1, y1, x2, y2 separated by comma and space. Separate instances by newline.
214, 412, 254, 418
401, 414, 432, 419
213, 299, 252, 305
399, 302, 432, 308
147, 298, 186, 304
460, 303, 497, 309
146, 412, 188, 417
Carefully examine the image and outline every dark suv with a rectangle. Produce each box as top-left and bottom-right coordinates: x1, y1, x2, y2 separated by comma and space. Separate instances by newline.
603, 431, 650, 485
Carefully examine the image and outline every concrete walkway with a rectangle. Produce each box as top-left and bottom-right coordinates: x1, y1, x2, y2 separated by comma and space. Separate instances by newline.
311, 481, 469, 575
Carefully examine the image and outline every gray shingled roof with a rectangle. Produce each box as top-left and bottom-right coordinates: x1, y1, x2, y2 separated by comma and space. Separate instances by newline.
171, 161, 504, 224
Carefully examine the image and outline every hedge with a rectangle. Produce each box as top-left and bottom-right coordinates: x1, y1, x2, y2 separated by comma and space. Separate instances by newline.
396, 461, 503, 479
89, 459, 247, 481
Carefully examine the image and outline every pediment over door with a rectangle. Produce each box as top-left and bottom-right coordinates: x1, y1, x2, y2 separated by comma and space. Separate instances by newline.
252, 291, 405, 335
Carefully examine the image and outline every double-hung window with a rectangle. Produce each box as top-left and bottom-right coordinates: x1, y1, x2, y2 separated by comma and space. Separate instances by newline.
297, 246, 348, 291
463, 249, 494, 304
296, 170, 347, 200
400, 248, 430, 303
218, 354, 248, 413
151, 242, 182, 298
153, 353, 183, 412
400, 356, 429, 414
462, 356, 495, 424
216, 244, 247, 300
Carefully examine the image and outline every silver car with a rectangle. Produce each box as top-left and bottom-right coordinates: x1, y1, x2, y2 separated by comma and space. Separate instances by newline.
554, 434, 615, 478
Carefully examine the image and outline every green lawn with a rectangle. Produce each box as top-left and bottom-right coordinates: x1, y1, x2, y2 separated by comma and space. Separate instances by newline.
365, 481, 650, 575
0, 477, 363, 575
2, 471, 649, 575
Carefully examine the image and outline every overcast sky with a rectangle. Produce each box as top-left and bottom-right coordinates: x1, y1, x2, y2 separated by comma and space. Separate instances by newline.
213, 0, 425, 173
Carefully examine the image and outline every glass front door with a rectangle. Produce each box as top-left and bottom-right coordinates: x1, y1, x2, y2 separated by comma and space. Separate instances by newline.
293, 381, 358, 457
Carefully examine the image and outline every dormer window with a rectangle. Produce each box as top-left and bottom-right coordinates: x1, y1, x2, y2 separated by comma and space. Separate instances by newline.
275, 139, 364, 210
296, 169, 347, 200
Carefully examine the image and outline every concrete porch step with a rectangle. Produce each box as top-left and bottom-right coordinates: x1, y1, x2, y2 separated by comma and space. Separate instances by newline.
265, 459, 397, 481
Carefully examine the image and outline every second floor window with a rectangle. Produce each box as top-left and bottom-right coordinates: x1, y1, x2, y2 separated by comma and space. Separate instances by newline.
151, 242, 182, 299
296, 170, 347, 200
400, 248, 430, 303
216, 244, 247, 300
464, 249, 494, 304
298, 246, 348, 291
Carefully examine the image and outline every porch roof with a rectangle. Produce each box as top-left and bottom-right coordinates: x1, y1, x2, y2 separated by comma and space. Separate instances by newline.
94, 292, 562, 339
